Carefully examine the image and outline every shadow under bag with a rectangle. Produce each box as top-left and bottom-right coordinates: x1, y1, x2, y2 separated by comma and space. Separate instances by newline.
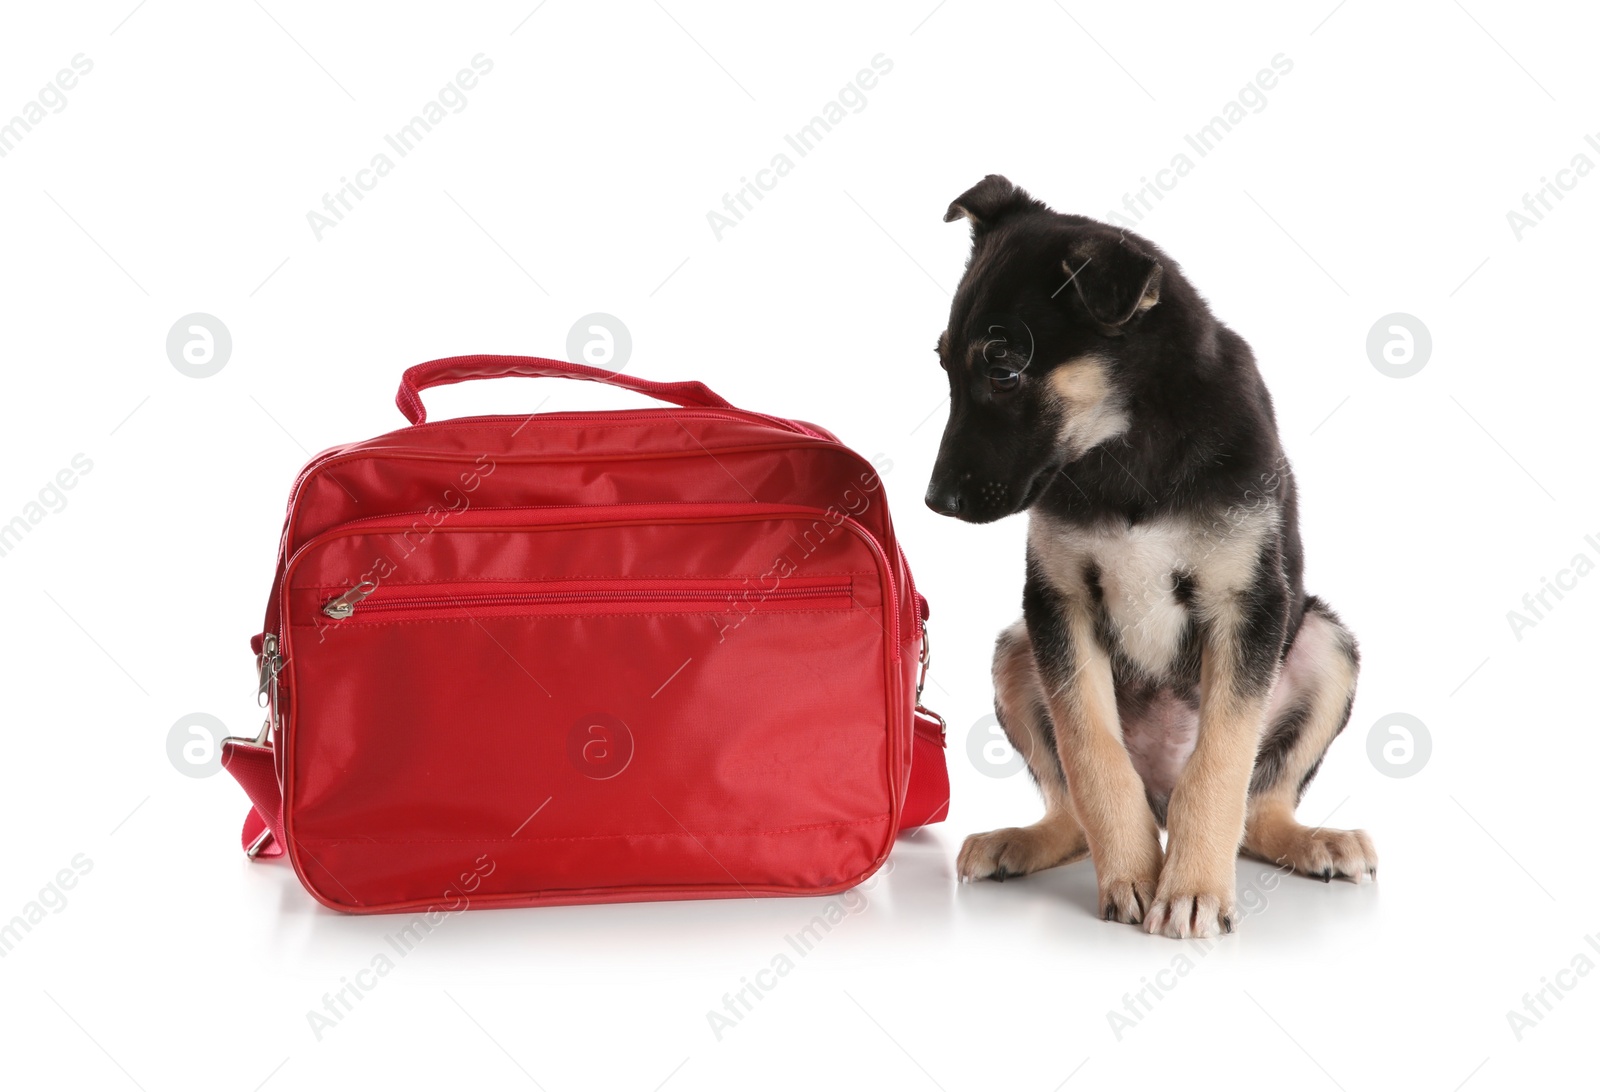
221, 355, 948, 913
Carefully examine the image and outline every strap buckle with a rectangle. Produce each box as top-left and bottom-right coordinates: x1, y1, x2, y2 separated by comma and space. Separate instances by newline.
245, 827, 275, 859
914, 620, 944, 741
224, 718, 273, 749
915, 620, 931, 703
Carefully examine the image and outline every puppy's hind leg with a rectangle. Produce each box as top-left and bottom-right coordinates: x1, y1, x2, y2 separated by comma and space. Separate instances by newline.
958, 621, 1089, 882
1243, 598, 1378, 883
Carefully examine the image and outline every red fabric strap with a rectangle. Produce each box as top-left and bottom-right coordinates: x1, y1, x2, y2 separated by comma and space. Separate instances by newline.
396, 354, 734, 425
221, 739, 285, 859
900, 709, 950, 831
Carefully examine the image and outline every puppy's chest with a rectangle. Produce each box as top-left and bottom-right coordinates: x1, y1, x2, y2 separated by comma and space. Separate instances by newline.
1027, 511, 1271, 679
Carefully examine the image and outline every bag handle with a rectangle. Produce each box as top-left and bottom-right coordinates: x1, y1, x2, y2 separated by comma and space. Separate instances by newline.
396, 354, 734, 424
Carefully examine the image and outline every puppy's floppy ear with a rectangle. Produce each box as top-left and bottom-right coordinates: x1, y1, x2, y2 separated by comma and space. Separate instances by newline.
944, 175, 1038, 232
1063, 234, 1163, 329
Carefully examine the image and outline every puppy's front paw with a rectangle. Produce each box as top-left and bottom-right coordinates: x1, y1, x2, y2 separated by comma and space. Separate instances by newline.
1098, 875, 1158, 924
1091, 835, 1164, 924
1276, 827, 1378, 884
957, 825, 1074, 882
1146, 857, 1236, 939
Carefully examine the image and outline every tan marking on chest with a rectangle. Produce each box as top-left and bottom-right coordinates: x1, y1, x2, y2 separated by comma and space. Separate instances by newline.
1028, 506, 1278, 677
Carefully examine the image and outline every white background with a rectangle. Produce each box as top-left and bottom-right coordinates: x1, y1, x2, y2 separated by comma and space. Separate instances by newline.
2, 1, 1596, 1089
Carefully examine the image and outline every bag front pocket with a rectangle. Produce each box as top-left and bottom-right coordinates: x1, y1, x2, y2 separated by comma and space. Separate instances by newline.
277, 504, 901, 912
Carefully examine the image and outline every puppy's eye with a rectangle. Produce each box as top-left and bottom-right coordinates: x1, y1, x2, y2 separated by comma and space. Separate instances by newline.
988, 366, 1020, 393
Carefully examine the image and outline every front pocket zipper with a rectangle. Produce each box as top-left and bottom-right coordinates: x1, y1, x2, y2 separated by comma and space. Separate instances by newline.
282, 502, 902, 660
322, 580, 379, 618
321, 578, 855, 620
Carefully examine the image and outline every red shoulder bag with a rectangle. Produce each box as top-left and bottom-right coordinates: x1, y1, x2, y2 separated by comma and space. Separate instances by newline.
221, 356, 948, 913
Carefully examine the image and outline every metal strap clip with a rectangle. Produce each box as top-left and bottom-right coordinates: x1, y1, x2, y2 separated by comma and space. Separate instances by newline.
915, 620, 930, 703
914, 621, 945, 741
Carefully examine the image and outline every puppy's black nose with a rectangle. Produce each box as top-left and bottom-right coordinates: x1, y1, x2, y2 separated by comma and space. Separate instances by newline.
924, 485, 962, 516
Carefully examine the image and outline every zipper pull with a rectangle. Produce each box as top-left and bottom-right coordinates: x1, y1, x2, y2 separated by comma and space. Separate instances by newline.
253, 632, 284, 746
322, 580, 378, 619
256, 633, 282, 705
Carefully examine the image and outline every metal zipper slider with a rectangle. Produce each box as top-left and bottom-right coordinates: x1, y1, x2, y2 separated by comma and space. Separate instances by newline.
256, 633, 282, 706
253, 632, 284, 746
322, 580, 378, 619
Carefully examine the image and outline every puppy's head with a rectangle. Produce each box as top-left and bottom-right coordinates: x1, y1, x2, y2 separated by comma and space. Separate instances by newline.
924, 175, 1165, 523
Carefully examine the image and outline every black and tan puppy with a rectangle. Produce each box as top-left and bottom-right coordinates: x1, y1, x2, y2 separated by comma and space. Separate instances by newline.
926, 175, 1375, 938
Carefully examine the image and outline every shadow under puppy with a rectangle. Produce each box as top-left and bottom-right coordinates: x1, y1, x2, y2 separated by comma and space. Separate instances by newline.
925, 175, 1375, 939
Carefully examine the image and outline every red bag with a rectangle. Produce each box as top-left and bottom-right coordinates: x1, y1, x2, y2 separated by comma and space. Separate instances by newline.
222, 356, 948, 913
